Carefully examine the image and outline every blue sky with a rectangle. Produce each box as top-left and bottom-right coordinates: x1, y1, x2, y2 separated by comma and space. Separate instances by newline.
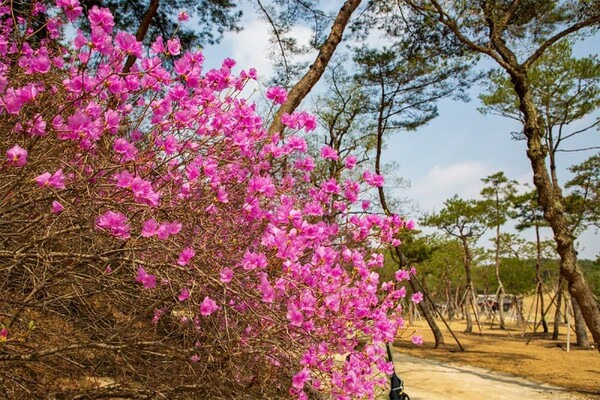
201, 5, 600, 259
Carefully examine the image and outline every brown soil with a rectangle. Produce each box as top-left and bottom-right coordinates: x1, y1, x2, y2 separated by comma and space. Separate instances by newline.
392, 353, 592, 400
393, 318, 600, 397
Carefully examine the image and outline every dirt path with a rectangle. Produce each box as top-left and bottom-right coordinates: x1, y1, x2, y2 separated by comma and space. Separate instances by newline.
393, 353, 592, 400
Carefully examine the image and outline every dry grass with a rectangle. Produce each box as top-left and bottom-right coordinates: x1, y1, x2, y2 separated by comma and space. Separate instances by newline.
394, 317, 600, 396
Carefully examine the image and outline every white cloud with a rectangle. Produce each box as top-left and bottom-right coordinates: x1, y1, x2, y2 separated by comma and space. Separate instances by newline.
219, 19, 315, 83
222, 19, 273, 78
409, 161, 494, 212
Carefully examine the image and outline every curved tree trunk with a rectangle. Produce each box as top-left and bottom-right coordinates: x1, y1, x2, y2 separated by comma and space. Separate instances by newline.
537, 286, 548, 333
495, 229, 506, 329
464, 288, 473, 333
553, 276, 564, 340
391, 246, 446, 348
571, 296, 591, 348
461, 237, 474, 333
408, 276, 445, 348
534, 224, 549, 333
123, 0, 160, 73
267, 0, 362, 136
510, 70, 600, 350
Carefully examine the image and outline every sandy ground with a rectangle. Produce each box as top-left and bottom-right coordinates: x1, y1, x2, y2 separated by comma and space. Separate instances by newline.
393, 353, 593, 400
393, 318, 600, 397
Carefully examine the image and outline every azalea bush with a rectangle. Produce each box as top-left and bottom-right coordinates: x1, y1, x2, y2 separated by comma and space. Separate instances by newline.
0, 2, 418, 398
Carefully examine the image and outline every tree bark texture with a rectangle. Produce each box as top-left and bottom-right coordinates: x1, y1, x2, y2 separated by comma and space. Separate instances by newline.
123, 0, 160, 73
409, 277, 445, 347
571, 296, 591, 348
510, 70, 600, 349
391, 246, 446, 348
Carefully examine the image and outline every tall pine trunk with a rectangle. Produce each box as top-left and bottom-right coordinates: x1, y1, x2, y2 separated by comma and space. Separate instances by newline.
408, 277, 445, 348
510, 70, 600, 349
461, 237, 474, 333
494, 224, 506, 329
553, 276, 564, 340
391, 246, 446, 348
267, 0, 362, 136
534, 225, 548, 333
571, 297, 590, 348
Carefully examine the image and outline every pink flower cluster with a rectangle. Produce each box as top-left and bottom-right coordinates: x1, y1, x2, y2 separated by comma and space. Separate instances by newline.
266, 86, 288, 105
96, 211, 130, 240
0, 3, 420, 397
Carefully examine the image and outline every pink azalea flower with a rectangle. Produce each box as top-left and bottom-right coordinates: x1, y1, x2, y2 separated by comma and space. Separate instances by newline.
395, 269, 410, 282
292, 367, 310, 389
259, 275, 275, 303
113, 170, 133, 188
162, 135, 178, 154
35, 172, 52, 187
177, 247, 195, 266
200, 296, 218, 316
266, 86, 287, 105
95, 211, 130, 240
151, 36, 166, 54
241, 251, 268, 270
141, 218, 158, 237
28, 114, 47, 136
222, 58, 236, 69
248, 176, 275, 197
136, 266, 156, 289
21, 52, 51, 75
301, 113, 317, 132
178, 11, 189, 22
363, 170, 385, 187
33, 2, 47, 14
320, 145, 338, 161
6, 144, 27, 167
285, 136, 307, 153
167, 38, 181, 56
88, 6, 115, 33
0, 328, 7, 342
411, 292, 423, 304
56, 0, 83, 21
220, 267, 233, 283
152, 307, 165, 324
130, 177, 160, 206
216, 187, 228, 203
115, 31, 142, 57
287, 305, 304, 327
322, 178, 340, 194
178, 287, 190, 302
156, 222, 182, 240
130, 130, 143, 141
404, 219, 416, 230
35, 169, 65, 189
361, 200, 371, 211
397, 286, 407, 298
344, 155, 357, 170
411, 335, 424, 346
51, 200, 64, 214
113, 138, 137, 162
